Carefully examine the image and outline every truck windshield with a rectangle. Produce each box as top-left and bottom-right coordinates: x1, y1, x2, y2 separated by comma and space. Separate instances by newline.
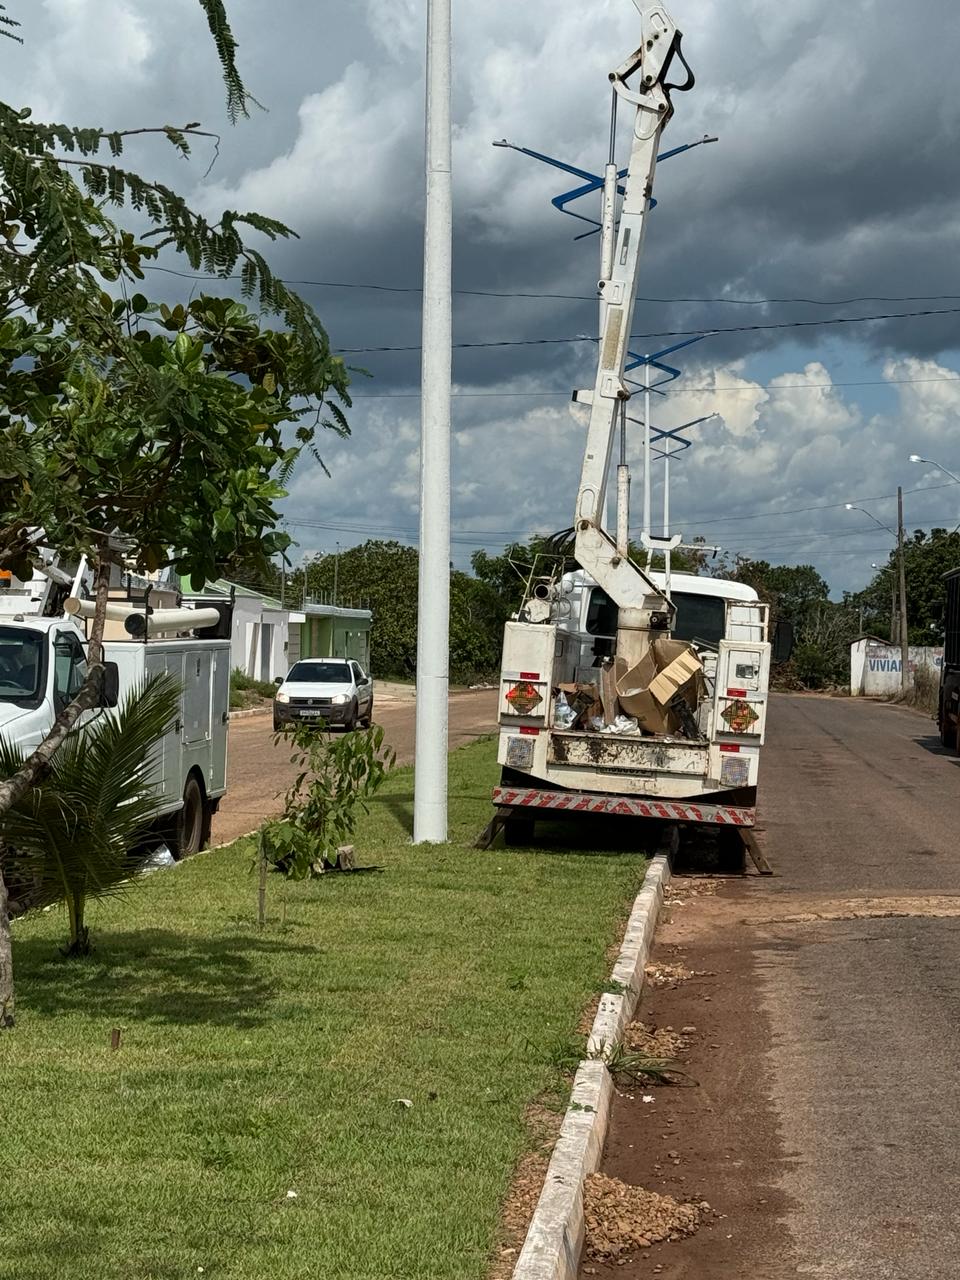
287, 662, 351, 683
0, 627, 44, 703
586, 588, 726, 648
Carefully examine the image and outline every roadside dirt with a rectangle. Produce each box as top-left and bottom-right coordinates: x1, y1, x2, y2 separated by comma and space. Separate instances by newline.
578, 872, 798, 1280
212, 687, 498, 845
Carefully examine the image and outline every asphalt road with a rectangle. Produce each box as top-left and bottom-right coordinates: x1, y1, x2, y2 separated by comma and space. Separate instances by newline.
211, 688, 499, 845
583, 694, 960, 1280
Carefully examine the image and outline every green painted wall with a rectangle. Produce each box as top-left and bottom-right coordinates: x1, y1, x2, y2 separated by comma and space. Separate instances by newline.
297, 615, 370, 668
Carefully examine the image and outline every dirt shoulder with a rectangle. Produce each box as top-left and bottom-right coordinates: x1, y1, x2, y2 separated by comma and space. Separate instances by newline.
578, 874, 796, 1280
213, 687, 499, 845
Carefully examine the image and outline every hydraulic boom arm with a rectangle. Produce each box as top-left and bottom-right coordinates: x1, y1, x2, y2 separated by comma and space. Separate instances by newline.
573, 3, 693, 663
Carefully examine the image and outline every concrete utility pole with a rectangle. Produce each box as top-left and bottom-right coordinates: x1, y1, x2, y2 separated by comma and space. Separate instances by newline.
413, 0, 452, 844
898, 486, 909, 695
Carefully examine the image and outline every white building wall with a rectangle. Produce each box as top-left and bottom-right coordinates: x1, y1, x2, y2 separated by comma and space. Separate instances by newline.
850, 639, 943, 695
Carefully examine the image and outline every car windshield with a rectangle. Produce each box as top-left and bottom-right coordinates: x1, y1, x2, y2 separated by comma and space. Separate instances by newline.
286, 662, 352, 683
0, 626, 44, 702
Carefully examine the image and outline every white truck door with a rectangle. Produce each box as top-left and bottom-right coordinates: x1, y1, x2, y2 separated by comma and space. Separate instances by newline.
210, 647, 229, 796
183, 651, 212, 745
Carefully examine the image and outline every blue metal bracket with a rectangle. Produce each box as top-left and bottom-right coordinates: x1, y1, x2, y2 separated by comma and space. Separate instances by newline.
492, 135, 716, 239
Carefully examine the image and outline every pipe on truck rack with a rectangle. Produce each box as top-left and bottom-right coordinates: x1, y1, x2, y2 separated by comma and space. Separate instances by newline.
65, 598, 222, 636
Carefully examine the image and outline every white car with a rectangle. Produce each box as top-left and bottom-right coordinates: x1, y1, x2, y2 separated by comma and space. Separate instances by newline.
273, 658, 374, 732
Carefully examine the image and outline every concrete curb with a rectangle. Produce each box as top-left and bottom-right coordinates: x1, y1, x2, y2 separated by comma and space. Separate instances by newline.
588, 854, 672, 1055
512, 853, 672, 1280
228, 705, 271, 720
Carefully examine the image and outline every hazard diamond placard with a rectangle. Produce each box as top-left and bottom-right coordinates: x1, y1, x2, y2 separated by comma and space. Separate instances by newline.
504, 681, 544, 715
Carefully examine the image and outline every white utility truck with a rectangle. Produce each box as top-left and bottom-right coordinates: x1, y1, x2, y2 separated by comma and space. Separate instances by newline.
0, 577, 232, 857
482, 3, 787, 864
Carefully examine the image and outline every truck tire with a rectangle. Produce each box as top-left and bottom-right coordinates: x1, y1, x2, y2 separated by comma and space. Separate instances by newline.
175, 776, 205, 858
361, 697, 373, 728
345, 699, 359, 732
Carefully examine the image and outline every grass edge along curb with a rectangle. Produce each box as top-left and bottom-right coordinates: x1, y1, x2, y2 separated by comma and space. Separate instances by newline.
511, 852, 673, 1280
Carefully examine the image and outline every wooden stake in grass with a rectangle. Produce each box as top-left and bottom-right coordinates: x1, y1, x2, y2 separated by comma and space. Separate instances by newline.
258, 832, 268, 930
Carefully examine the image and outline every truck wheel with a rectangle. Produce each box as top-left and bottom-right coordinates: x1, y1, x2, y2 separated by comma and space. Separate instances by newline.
941, 712, 954, 749
344, 699, 358, 732
176, 776, 205, 858
361, 697, 373, 728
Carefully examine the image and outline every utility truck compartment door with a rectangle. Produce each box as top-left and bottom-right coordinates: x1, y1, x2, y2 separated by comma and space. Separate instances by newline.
499, 622, 556, 723
714, 640, 770, 743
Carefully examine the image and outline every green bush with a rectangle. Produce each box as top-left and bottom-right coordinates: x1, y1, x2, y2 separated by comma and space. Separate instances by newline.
792, 642, 837, 689
230, 668, 277, 701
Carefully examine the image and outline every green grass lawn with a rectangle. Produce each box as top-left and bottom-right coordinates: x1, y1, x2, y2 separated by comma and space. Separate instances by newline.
0, 740, 648, 1280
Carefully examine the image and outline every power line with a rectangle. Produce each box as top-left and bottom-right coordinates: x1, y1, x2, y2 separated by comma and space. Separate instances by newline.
141, 265, 960, 309
349, 373, 960, 400
335, 306, 960, 354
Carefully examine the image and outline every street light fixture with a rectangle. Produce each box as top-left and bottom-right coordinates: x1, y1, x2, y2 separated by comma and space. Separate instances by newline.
844, 502, 897, 537
908, 454, 960, 486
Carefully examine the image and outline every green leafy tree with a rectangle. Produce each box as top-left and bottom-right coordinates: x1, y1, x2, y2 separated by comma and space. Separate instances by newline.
0, 674, 181, 959
729, 559, 830, 622
0, 2, 351, 1025
855, 529, 960, 643
294, 541, 508, 683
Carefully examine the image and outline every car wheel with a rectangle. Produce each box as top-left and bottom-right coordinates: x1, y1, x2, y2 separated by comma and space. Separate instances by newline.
344, 699, 358, 732
361, 696, 374, 728
175, 776, 204, 858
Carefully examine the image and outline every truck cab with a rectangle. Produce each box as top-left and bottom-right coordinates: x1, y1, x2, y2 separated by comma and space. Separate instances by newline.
0, 609, 231, 857
0, 616, 91, 753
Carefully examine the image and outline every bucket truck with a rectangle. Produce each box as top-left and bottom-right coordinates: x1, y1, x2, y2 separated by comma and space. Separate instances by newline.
0, 556, 233, 857
482, 3, 785, 865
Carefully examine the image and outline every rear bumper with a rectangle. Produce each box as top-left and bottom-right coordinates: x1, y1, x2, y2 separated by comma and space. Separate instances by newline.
492, 784, 756, 827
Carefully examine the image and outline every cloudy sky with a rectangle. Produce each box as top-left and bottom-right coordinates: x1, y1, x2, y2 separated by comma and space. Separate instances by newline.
5, 0, 960, 594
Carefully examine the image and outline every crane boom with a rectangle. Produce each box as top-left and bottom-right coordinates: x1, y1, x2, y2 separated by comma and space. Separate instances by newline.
573, 2, 693, 667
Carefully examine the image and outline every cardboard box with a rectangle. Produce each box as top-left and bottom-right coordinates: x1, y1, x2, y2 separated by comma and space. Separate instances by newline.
599, 661, 618, 726
615, 638, 704, 735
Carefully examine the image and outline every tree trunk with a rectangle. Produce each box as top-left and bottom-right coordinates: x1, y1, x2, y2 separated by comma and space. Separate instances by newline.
0, 854, 14, 1029
0, 555, 112, 821
64, 890, 90, 957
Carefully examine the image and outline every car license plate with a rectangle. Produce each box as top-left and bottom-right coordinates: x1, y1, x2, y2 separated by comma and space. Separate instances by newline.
298, 710, 324, 718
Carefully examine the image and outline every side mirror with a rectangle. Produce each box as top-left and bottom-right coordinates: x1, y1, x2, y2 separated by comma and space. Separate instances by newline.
100, 661, 120, 708
273, 675, 283, 686
772, 619, 794, 664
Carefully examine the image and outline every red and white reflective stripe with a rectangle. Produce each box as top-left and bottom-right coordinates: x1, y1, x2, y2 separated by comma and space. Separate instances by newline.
492, 786, 755, 827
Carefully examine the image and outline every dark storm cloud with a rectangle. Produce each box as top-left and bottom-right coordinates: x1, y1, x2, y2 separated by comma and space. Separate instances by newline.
3, 0, 959, 593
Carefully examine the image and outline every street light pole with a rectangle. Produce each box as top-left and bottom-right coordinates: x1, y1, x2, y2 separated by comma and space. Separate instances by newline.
414, 0, 452, 844
897, 486, 909, 695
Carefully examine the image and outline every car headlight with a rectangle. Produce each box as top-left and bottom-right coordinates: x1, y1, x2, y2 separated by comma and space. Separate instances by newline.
331, 693, 349, 705
275, 691, 290, 704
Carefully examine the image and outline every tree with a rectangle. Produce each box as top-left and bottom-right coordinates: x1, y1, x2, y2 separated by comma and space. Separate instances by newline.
0, 2, 350, 1024
293, 541, 508, 683
729, 560, 830, 623
0, 675, 181, 958
854, 529, 960, 643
